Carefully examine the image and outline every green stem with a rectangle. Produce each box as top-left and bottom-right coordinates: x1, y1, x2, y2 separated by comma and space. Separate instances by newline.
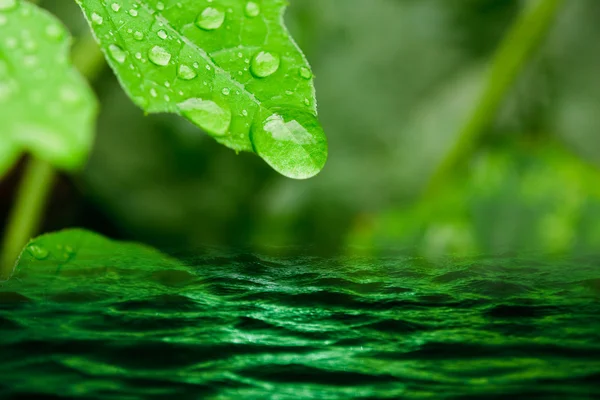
0, 158, 55, 279
0, 25, 105, 279
425, 0, 564, 196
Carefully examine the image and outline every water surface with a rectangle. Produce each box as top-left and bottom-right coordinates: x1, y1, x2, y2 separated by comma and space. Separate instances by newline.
1, 252, 599, 399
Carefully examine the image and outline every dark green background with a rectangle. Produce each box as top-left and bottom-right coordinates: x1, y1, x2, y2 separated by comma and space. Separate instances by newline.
4, 0, 600, 257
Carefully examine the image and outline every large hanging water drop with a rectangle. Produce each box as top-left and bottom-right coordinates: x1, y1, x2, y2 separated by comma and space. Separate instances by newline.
177, 98, 231, 137
148, 45, 171, 66
251, 108, 327, 179
195, 7, 225, 31
250, 51, 280, 78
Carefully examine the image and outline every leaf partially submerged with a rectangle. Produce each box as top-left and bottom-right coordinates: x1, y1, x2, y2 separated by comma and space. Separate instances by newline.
76, 0, 327, 179
0, 0, 97, 177
2, 229, 197, 298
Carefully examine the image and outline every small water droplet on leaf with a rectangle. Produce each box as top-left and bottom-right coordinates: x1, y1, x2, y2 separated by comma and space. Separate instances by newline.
108, 44, 126, 64
178, 98, 231, 137
245, 2, 260, 18
177, 64, 196, 80
27, 244, 49, 260
299, 67, 312, 80
250, 51, 280, 78
148, 45, 171, 66
195, 7, 225, 31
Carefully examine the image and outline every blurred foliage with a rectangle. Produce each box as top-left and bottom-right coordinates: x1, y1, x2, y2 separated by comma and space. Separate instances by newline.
12, 0, 600, 257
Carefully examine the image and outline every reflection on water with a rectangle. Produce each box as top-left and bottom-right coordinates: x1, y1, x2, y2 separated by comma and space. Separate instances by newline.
1, 252, 600, 399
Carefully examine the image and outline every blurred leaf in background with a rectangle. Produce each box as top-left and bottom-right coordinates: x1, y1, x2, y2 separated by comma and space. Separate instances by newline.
20, 0, 600, 258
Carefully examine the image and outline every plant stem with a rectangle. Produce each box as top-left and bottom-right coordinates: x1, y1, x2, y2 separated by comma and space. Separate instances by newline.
0, 158, 55, 279
425, 0, 564, 196
0, 25, 105, 279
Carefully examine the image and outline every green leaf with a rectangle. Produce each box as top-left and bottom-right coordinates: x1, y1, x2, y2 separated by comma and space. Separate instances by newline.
2, 229, 197, 297
75, 0, 327, 179
0, 0, 97, 177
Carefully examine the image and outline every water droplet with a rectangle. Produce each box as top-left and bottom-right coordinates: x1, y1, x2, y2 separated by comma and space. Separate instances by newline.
0, 0, 17, 12
251, 109, 327, 179
250, 51, 280, 78
91, 12, 103, 25
148, 45, 171, 66
5, 37, 17, 49
156, 2, 165, 11
129, 9, 138, 16
157, 29, 168, 39
45, 24, 63, 40
178, 98, 231, 137
111, 3, 121, 12
27, 244, 49, 260
108, 44, 126, 64
245, 1, 260, 17
195, 7, 225, 31
0, 15, 7, 26
299, 67, 312, 80
60, 85, 80, 103
150, 88, 158, 97
177, 64, 197, 80
133, 31, 144, 40
222, 87, 230, 96
134, 52, 142, 59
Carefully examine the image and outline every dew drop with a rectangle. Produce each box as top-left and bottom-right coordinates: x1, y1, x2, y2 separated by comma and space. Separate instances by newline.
0, 15, 7, 26
133, 31, 144, 40
222, 87, 230, 96
195, 7, 225, 31
177, 98, 231, 137
128, 9, 138, 16
148, 45, 171, 66
27, 244, 49, 260
157, 29, 168, 39
156, 2, 165, 11
60, 85, 80, 103
150, 88, 157, 97
0, 0, 17, 12
244, 1, 260, 17
250, 51, 280, 78
299, 67, 313, 80
177, 64, 197, 80
251, 109, 327, 179
111, 3, 121, 12
45, 24, 63, 40
108, 44, 126, 64
91, 12, 103, 25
